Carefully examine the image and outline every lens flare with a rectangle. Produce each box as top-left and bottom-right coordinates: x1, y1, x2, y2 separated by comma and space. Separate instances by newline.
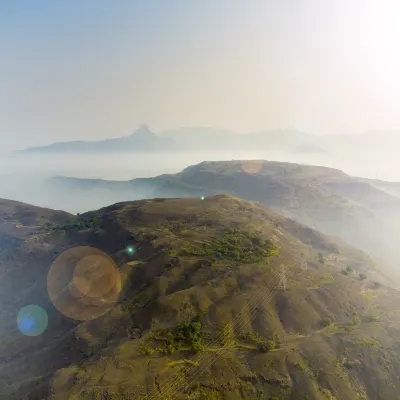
241, 159, 264, 174
47, 246, 121, 321
126, 245, 135, 255
17, 305, 48, 337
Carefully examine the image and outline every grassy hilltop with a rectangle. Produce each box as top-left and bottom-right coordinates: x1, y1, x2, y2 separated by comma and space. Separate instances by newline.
47, 160, 400, 270
0, 195, 399, 399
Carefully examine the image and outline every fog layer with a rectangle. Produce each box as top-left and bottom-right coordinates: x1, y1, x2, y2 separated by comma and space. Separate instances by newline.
0, 148, 398, 214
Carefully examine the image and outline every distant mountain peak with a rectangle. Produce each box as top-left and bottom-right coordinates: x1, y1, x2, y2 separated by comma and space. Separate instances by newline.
132, 124, 154, 138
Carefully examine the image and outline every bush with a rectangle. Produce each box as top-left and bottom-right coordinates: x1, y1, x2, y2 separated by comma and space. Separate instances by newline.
180, 230, 278, 264
353, 337, 379, 347
45, 216, 101, 232
342, 267, 354, 276
317, 252, 325, 264
162, 320, 204, 354
139, 341, 154, 355
359, 273, 367, 280
192, 341, 205, 353
257, 340, 276, 353
322, 317, 333, 327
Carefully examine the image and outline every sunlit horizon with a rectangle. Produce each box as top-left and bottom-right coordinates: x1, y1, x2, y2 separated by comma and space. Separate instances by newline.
2, 0, 400, 150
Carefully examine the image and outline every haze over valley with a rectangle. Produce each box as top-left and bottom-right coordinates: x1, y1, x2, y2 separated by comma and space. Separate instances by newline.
2, 124, 400, 217
4, 1, 400, 399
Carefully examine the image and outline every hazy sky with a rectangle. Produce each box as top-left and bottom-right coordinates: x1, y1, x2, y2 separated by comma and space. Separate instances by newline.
2, 0, 400, 149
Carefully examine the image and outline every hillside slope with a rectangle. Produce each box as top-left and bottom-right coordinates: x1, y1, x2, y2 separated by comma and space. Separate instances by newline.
362, 178, 400, 199
1, 196, 400, 399
46, 160, 400, 267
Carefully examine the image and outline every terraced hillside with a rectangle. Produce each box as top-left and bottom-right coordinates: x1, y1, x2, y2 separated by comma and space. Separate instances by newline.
1, 196, 400, 399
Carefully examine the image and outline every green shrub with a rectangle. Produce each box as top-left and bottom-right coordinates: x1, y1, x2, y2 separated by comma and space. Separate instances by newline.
163, 320, 204, 354
192, 341, 205, 353
45, 216, 101, 232
179, 230, 278, 264
139, 340, 155, 355
317, 252, 325, 264
353, 337, 379, 347
257, 340, 276, 353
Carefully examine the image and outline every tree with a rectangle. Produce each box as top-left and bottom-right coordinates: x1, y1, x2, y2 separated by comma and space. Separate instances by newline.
346, 266, 354, 274
257, 340, 275, 353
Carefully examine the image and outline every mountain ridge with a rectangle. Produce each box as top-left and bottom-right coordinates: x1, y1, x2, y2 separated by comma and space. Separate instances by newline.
1, 195, 400, 399
44, 160, 400, 269
20, 125, 400, 154
21, 124, 178, 154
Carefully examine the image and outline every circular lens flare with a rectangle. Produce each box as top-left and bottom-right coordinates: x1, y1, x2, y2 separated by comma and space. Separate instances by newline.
72, 254, 116, 298
47, 246, 121, 321
241, 159, 264, 174
17, 305, 48, 337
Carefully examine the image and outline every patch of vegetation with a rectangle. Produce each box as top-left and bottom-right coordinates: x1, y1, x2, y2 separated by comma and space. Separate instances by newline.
359, 273, 367, 280
168, 248, 178, 256
257, 341, 276, 353
353, 337, 379, 347
322, 317, 333, 327
141, 320, 205, 355
139, 340, 155, 356
165, 320, 204, 354
122, 292, 151, 312
44, 216, 101, 231
187, 387, 222, 400
239, 331, 276, 353
342, 266, 354, 276
343, 358, 361, 370
180, 229, 278, 264
317, 252, 325, 264
218, 323, 236, 346
307, 273, 334, 289
345, 325, 356, 333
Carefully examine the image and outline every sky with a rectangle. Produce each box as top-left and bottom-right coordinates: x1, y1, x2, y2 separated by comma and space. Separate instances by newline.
2, 0, 400, 149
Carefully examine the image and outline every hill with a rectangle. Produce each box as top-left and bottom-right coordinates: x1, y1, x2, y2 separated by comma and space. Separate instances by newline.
1, 195, 400, 399
361, 178, 400, 199
18, 126, 400, 158
20, 126, 317, 154
46, 160, 400, 268
21, 125, 178, 154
